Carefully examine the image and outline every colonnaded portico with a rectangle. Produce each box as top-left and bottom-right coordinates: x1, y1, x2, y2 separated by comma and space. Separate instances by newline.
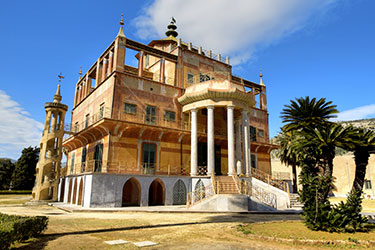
178, 80, 255, 177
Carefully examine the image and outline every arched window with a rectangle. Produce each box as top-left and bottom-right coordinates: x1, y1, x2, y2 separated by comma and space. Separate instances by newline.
173, 180, 187, 205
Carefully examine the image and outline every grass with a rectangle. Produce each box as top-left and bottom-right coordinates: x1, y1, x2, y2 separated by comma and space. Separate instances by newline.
238, 221, 375, 241
0, 194, 31, 204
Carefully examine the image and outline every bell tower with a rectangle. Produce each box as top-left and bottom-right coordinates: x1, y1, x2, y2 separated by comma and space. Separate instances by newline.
32, 80, 68, 201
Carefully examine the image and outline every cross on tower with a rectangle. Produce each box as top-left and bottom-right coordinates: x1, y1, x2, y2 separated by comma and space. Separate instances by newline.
58, 73, 64, 83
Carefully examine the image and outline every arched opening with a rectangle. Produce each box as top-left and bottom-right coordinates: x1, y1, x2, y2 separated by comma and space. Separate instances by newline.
122, 178, 141, 207
67, 179, 73, 203
173, 180, 187, 205
77, 178, 84, 206
148, 179, 165, 206
72, 178, 78, 204
59, 178, 65, 202
194, 179, 205, 202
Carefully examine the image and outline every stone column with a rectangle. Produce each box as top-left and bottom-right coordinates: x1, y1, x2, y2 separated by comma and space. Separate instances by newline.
138, 51, 144, 77
236, 120, 243, 175
160, 58, 165, 83
207, 105, 215, 176
242, 110, 251, 176
51, 111, 57, 132
44, 110, 52, 133
95, 60, 102, 87
108, 51, 114, 73
227, 105, 235, 176
190, 109, 198, 176
102, 58, 108, 80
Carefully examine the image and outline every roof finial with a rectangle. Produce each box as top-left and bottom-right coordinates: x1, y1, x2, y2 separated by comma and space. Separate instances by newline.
79, 66, 82, 80
259, 69, 265, 86
117, 13, 126, 38
54, 73, 63, 103
165, 17, 178, 38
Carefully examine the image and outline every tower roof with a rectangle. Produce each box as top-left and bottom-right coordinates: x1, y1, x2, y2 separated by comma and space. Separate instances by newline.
165, 17, 178, 38
117, 14, 126, 38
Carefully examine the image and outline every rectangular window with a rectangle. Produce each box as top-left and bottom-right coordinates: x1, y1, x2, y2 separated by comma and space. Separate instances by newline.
81, 147, 87, 173
85, 114, 90, 128
187, 73, 194, 84
164, 110, 176, 122
94, 144, 103, 172
145, 105, 156, 125
258, 129, 264, 137
199, 73, 210, 82
251, 154, 257, 169
142, 143, 156, 174
99, 103, 105, 119
70, 153, 75, 174
145, 54, 149, 68
74, 122, 79, 133
124, 103, 137, 115
250, 126, 257, 141
365, 180, 372, 189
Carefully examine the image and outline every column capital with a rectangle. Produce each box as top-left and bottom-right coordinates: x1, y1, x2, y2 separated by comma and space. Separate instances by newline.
207, 105, 215, 110
227, 105, 235, 110
190, 108, 198, 113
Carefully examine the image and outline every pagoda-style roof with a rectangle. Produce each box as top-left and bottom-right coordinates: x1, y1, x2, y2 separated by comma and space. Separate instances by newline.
178, 80, 255, 112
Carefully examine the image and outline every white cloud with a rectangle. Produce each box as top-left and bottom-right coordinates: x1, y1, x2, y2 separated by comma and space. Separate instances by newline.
332, 104, 375, 121
134, 0, 338, 64
0, 90, 43, 160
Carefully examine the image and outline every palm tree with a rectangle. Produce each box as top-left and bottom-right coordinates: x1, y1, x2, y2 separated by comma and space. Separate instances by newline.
281, 96, 338, 132
350, 129, 375, 193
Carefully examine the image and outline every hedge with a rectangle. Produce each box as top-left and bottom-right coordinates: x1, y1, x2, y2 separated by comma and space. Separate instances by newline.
0, 213, 48, 250
0, 190, 32, 195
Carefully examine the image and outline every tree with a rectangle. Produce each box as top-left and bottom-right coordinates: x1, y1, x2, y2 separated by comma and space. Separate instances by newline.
281, 96, 338, 132
350, 129, 375, 193
12, 146, 39, 190
0, 158, 15, 189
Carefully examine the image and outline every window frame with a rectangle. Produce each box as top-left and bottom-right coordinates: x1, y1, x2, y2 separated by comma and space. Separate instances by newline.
164, 110, 176, 122
124, 103, 137, 115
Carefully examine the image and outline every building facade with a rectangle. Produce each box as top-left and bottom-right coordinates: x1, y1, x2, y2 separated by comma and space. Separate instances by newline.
58, 19, 280, 208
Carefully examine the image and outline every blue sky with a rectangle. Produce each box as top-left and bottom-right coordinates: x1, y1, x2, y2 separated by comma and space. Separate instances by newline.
0, 0, 374, 159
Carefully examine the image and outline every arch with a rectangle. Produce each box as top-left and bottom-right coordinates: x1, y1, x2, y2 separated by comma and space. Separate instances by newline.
194, 179, 205, 202
148, 178, 165, 206
77, 178, 84, 206
67, 179, 73, 203
72, 178, 78, 204
122, 177, 141, 207
173, 180, 187, 205
59, 178, 65, 202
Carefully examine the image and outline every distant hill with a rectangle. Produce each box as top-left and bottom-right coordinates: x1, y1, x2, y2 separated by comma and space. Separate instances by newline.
0, 158, 16, 163
338, 118, 375, 132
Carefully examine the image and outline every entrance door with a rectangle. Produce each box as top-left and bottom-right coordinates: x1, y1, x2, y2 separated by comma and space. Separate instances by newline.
149, 179, 165, 205
142, 143, 156, 174
122, 178, 141, 206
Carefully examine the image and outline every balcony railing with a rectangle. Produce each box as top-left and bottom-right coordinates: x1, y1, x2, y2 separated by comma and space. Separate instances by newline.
67, 160, 190, 176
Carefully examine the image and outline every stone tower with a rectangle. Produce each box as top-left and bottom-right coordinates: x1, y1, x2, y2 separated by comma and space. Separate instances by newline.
32, 84, 68, 201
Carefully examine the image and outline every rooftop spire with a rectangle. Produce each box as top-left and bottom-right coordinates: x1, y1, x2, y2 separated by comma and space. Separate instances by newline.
54, 74, 64, 103
165, 17, 178, 38
117, 13, 126, 38
259, 70, 265, 86
79, 66, 82, 80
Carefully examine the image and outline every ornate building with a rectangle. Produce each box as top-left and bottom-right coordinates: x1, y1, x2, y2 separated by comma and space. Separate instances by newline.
57, 17, 288, 210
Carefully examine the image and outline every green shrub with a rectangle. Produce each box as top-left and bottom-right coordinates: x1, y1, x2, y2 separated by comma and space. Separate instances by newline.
0, 222, 13, 250
0, 190, 32, 195
0, 213, 48, 250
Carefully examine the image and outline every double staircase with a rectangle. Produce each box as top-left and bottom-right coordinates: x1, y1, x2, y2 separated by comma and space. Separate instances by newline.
214, 176, 239, 194
187, 169, 292, 211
